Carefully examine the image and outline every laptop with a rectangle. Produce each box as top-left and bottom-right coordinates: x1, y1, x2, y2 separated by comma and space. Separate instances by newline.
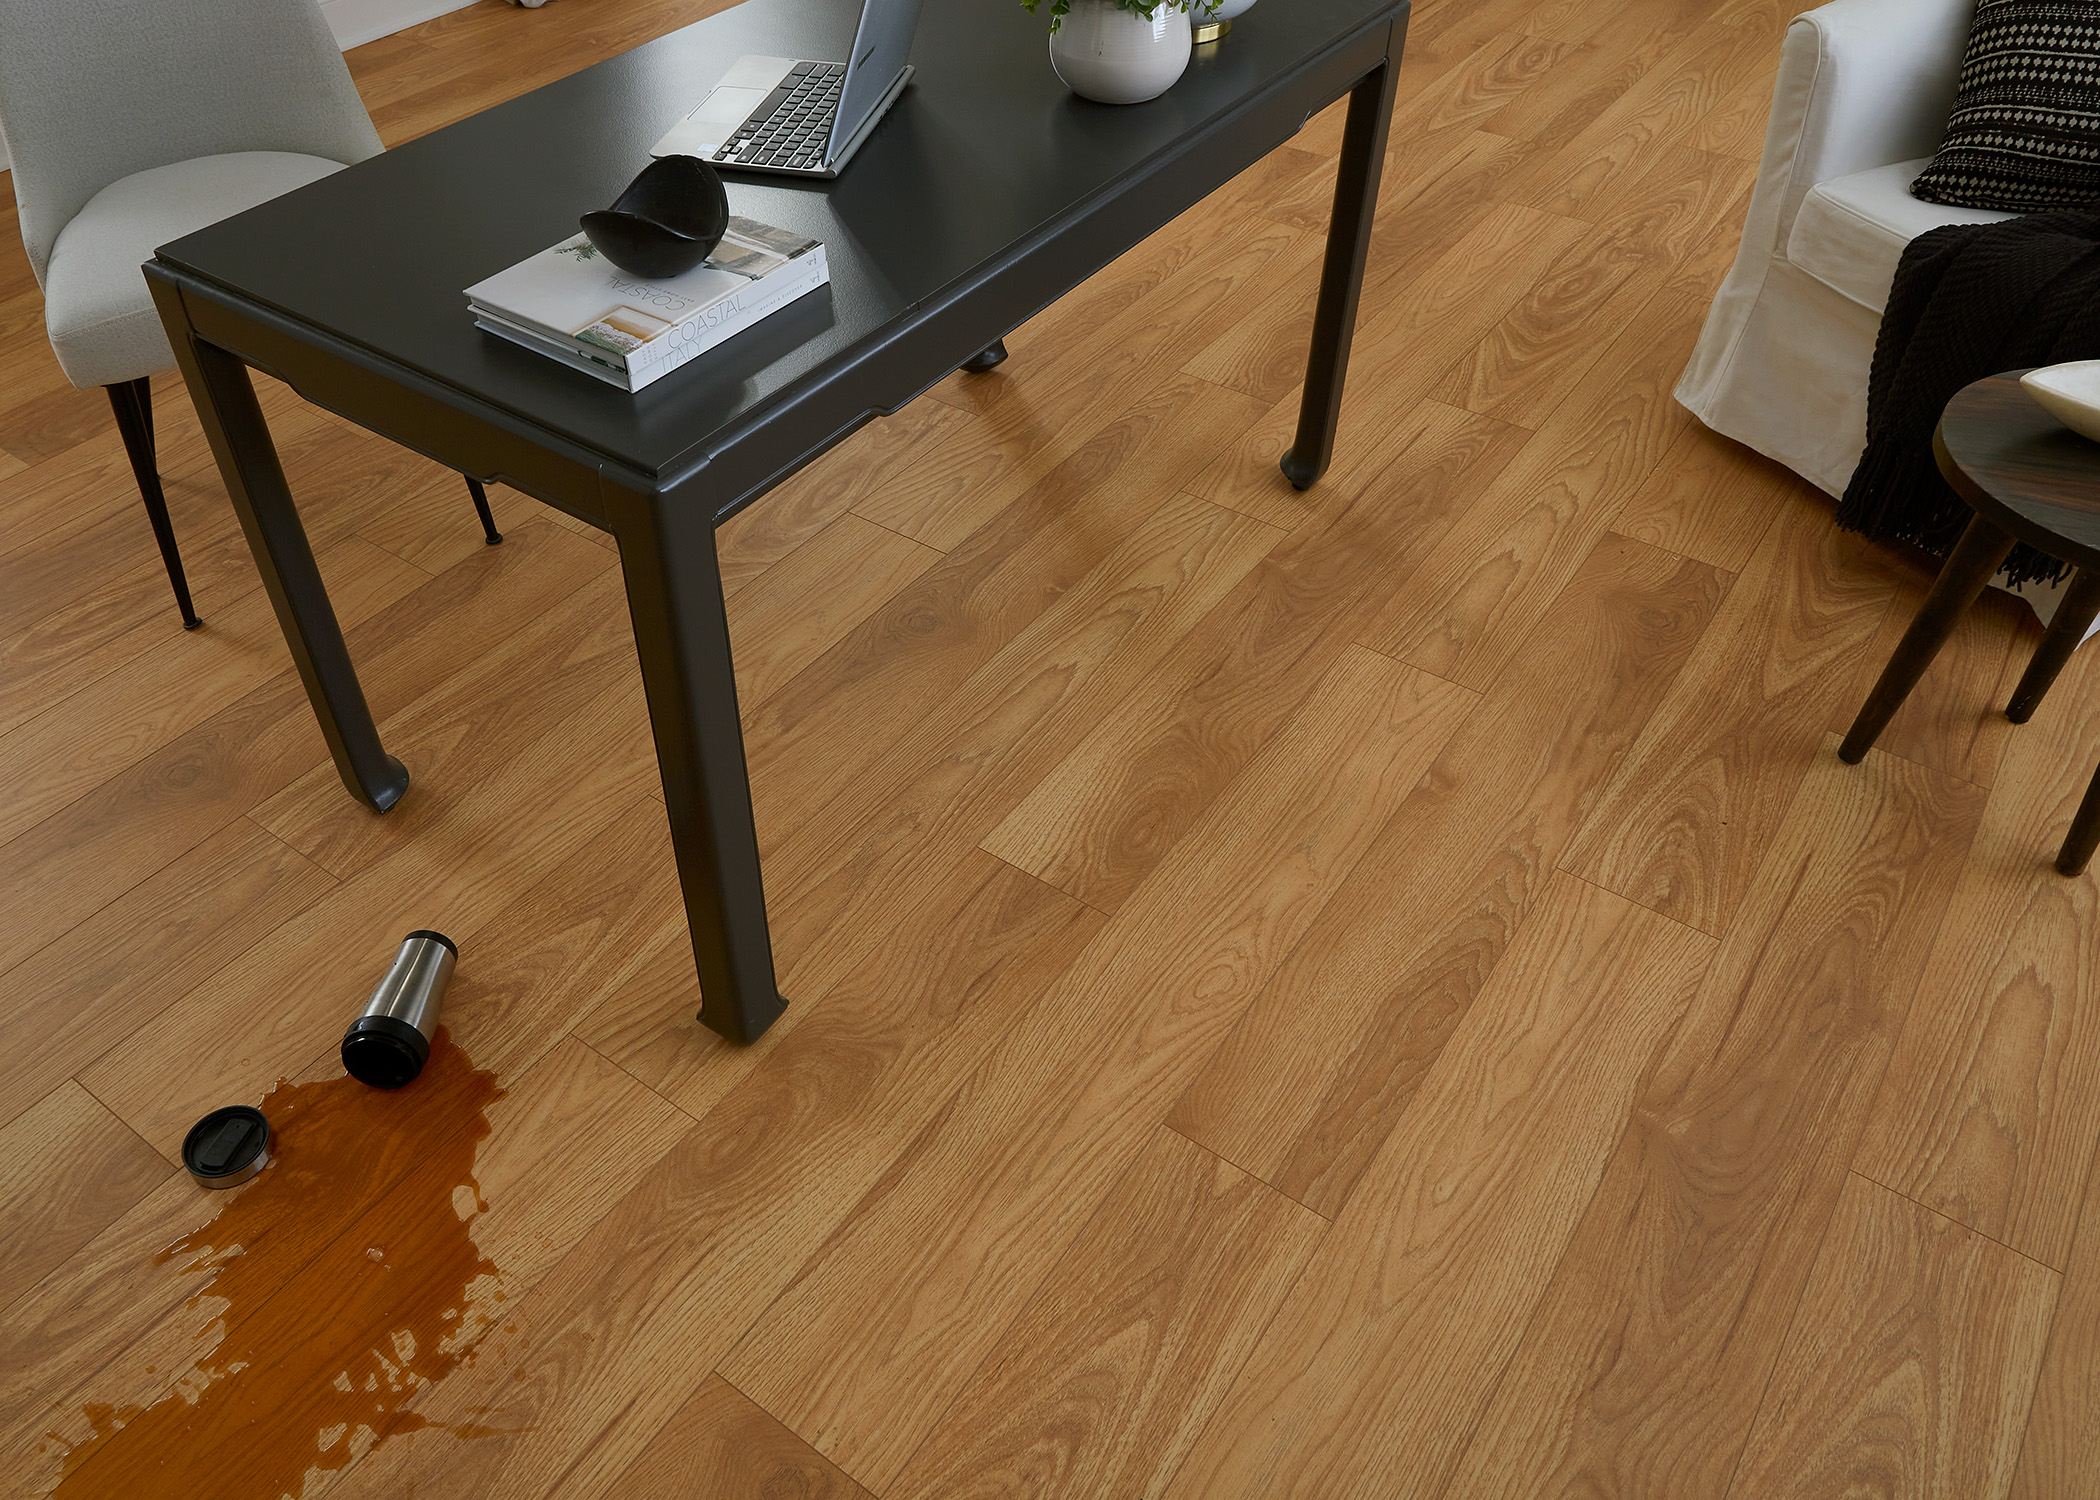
649, 0, 927, 179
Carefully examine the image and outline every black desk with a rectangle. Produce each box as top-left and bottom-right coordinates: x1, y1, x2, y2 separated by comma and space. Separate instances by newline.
146, 0, 1408, 1044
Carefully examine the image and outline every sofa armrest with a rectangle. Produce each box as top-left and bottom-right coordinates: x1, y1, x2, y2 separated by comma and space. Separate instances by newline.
1787, 0, 1973, 199
1762, 0, 1973, 247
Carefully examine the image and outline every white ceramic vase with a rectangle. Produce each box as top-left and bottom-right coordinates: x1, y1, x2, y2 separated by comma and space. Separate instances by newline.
1049, 0, 1192, 106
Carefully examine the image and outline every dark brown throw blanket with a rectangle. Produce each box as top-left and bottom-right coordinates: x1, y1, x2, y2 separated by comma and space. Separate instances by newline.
1838, 208, 2100, 587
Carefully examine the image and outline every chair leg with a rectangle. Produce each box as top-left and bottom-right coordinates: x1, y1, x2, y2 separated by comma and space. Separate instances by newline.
1839, 513, 2016, 764
2007, 566, 2100, 723
106, 376, 201, 629
464, 476, 502, 545
960, 339, 1008, 373
2060, 760, 2100, 876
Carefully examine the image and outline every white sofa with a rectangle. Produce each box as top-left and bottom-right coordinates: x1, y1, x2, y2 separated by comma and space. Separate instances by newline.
1675, 0, 2100, 623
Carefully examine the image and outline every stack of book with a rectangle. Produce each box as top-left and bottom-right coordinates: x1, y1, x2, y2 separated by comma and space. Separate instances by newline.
466, 216, 827, 392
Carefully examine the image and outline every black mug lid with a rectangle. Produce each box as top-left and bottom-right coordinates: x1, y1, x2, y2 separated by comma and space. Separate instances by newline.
342, 1013, 431, 1090
182, 1106, 270, 1186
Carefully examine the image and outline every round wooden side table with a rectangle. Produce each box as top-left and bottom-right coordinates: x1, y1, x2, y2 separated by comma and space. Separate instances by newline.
1839, 369, 2100, 876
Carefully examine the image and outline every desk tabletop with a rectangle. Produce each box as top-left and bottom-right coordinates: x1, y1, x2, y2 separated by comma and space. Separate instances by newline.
154, 0, 1402, 489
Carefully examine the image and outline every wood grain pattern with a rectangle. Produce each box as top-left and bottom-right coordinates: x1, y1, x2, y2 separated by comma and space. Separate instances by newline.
0, 1083, 171, 1316
1853, 643, 2100, 1270
945, 215, 1318, 463
80, 623, 661, 1156
0, 523, 609, 975
4, 1038, 508, 1481
722, 650, 1474, 1491
419, 798, 686, 1083
1561, 496, 1893, 933
1509, 12, 1779, 223
1305, 199, 1590, 441
1429, 147, 1749, 431
244, 557, 633, 880
838, 397, 1041, 553
738, 376, 1246, 860
983, 401, 1524, 912
723, 513, 944, 711
884, 1127, 1324, 1500
1184, 195, 1589, 529
1664, 177, 1759, 301
1938, 372, 2100, 568
0, 818, 335, 1133
0, 398, 446, 741
0, 424, 200, 570
1724, 1172, 2057, 1500
2009, 1139, 2100, 1499
315, 854, 1101, 1500
559, 485, 1277, 1118
1687, 62, 1782, 160
1612, 417, 1797, 573
1394, 32, 1581, 140
1362, 286, 1706, 690
606, 1375, 874, 1500
1483, 0, 1712, 144
0, 535, 427, 850
1170, 533, 1726, 1216
761, 488, 1284, 996
1163, 873, 1714, 1500
1442, 741, 1989, 1500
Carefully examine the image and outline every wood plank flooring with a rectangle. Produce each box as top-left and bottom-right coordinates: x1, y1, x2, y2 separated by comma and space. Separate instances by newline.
2, 0, 2095, 1495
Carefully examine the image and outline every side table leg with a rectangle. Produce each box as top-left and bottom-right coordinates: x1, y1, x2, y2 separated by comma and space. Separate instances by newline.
1280, 45, 1399, 492
2007, 566, 2100, 723
2059, 762, 2100, 876
616, 497, 787, 1045
1839, 514, 2017, 765
149, 277, 408, 812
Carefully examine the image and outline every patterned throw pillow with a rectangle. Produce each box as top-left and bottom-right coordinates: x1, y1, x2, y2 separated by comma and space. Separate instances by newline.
1911, 0, 2100, 212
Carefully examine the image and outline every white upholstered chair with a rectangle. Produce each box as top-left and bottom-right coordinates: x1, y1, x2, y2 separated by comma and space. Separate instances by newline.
0, 0, 498, 630
1676, 0, 2007, 498
1670, 0, 2100, 624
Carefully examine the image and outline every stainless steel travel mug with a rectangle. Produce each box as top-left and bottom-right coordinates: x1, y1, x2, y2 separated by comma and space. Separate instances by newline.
341, 930, 457, 1089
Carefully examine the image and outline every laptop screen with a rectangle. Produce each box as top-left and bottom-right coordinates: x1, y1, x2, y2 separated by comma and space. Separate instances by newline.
827, 0, 927, 159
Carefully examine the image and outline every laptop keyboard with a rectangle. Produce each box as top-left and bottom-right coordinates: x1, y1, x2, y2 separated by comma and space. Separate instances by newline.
714, 61, 847, 171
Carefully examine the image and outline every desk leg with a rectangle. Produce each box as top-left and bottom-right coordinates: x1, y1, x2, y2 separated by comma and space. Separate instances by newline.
152, 288, 409, 813
617, 499, 787, 1045
1281, 53, 1398, 492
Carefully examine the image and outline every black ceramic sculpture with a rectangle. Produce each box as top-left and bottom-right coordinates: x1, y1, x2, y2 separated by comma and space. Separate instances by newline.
579, 156, 731, 280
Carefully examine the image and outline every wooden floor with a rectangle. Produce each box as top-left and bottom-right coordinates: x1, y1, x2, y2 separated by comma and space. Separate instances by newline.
4, 0, 2098, 1494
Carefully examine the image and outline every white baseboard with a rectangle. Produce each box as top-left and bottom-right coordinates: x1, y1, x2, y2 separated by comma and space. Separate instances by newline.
321, 0, 484, 51
0, 0, 484, 177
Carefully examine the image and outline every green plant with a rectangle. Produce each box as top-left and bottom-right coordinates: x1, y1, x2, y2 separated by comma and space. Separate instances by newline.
1023, 0, 1214, 29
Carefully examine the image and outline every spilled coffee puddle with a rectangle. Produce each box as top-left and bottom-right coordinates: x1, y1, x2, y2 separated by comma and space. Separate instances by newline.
53, 1030, 509, 1500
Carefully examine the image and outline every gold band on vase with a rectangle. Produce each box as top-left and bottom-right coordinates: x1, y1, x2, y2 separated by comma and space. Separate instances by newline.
1192, 17, 1231, 42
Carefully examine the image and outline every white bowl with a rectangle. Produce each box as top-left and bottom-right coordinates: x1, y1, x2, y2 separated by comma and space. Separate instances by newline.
2021, 361, 2100, 443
